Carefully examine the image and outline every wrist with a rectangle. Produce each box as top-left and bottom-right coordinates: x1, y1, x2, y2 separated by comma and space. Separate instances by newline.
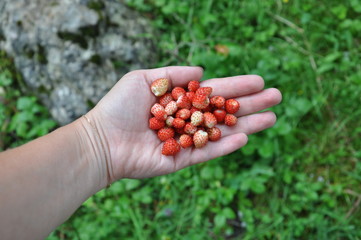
75, 113, 113, 189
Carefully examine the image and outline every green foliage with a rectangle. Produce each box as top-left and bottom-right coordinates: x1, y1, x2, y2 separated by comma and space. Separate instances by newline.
0, 51, 57, 150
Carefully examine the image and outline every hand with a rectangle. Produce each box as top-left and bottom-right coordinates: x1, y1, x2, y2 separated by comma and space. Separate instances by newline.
86, 66, 282, 182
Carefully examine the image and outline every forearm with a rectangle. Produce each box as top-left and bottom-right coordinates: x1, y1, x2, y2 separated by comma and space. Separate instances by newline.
0, 117, 107, 239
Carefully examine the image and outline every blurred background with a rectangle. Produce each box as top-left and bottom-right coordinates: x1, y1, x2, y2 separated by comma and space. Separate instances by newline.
1, 0, 361, 239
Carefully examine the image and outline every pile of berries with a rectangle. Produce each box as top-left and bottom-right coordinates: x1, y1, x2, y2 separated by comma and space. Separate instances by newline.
149, 78, 239, 156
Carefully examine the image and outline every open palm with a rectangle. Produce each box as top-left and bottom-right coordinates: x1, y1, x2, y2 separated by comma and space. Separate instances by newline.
87, 66, 282, 182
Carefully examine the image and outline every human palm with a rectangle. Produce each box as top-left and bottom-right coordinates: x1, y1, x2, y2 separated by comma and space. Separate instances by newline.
87, 66, 281, 182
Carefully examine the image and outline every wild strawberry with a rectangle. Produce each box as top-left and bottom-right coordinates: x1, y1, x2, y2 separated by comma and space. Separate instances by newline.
193, 130, 209, 148
207, 127, 221, 141
186, 91, 195, 101
159, 93, 173, 107
225, 114, 237, 126
165, 101, 178, 115
151, 78, 169, 97
195, 87, 212, 96
203, 112, 217, 128
176, 95, 191, 109
165, 116, 174, 127
151, 103, 167, 120
188, 80, 200, 92
176, 109, 191, 120
210, 96, 225, 109
225, 99, 240, 114
179, 134, 193, 148
213, 109, 226, 123
192, 94, 210, 109
191, 111, 204, 126
184, 122, 197, 135
149, 117, 165, 130
157, 127, 175, 141
171, 87, 186, 100
162, 138, 181, 156
173, 118, 185, 128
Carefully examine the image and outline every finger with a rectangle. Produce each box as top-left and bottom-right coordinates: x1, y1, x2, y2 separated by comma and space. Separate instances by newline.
138, 66, 204, 88
175, 133, 248, 169
219, 111, 277, 136
234, 88, 282, 117
200, 75, 264, 98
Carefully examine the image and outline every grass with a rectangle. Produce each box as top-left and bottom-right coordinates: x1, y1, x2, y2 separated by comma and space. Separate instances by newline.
1, 0, 361, 239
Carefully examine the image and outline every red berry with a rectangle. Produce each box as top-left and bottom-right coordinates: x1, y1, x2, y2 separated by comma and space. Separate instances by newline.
195, 87, 212, 96
157, 127, 175, 141
213, 109, 226, 123
224, 114, 237, 126
151, 103, 167, 120
192, 94, 210, 109
210, 96, 225, 109
191, 111, 204, 126
162, 138, 181, 156
188, 80, 200, 92
203, 112, 217, 128
171, 87, 186, 100
193, 130, 209, 148
184, 122, 197, 135
151, 78, 169, 97
207, 127, 221, 141
173, 118, 185, 128
179, 134, 193, 148
225, 99, 240, 114
176, 95, 191, 109
165, 101, 178, 115
149, 117, 165, 130
159, 93, 173, 107
186, 91, 195, 101
176, 109, 191, 120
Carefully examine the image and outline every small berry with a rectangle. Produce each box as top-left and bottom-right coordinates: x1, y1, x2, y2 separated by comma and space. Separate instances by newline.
184, 123, 197, 135
157, 127, 175, 141
193, 130, 209, 148
192, 94, 210, 109
213, 109, 227, 123
190, 106, 199, 115
151, 103, 167, 120
195, 87, 212, 96
225, 99, 240, 114
165, 116, 174, 127
176, 95, 192, 109
176, 109, 191, 120
173, 118, 185, 128
210, 96, 225, 109
224, 114, 237, 126
191, 111, 204, 126
159, 93, 173, 107
186, 91, 196, 101
162, 138, 181, 156
188, 80, 200, 92
165, 101, 178, 115
207, 127, 221, 141
151, 78, 169, 97
179, 134, 193, 148
203, 112, 217, 128
171, 87, 186, 100
149, 117, 165, 130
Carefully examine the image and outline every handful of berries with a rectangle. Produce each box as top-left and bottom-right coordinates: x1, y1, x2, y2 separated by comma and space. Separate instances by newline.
149, 78, 240, 156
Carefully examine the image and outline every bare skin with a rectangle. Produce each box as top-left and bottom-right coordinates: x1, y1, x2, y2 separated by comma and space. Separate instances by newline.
0, 66, 282, 239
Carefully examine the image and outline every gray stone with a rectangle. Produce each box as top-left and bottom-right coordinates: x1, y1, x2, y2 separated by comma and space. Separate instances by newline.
0, 0, 157, 125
